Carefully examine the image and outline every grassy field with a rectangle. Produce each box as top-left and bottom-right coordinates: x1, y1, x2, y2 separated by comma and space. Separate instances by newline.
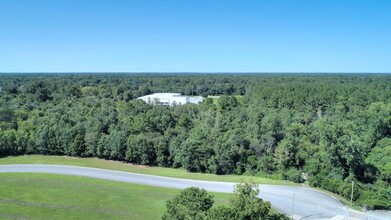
0, 155, 293, 185
0, 155, 361, 216
0, 173, 231, 220
207, 95, 244, 105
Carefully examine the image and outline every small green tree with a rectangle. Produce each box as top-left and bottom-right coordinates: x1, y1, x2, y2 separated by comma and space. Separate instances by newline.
208, 182, 280, 220
162, 187, 214, 220
229, 182, 271, 220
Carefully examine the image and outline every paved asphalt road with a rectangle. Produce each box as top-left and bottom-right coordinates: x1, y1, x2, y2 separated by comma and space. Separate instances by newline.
0, 164, 390, 220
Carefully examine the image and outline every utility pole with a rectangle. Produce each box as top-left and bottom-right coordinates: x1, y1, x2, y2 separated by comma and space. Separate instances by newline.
291, 193, 295, 219
350, 181, 354, 203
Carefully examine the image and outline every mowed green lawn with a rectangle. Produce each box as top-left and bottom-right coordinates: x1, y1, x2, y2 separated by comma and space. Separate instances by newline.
0, 173, 231, 220
0, 155, 293, 185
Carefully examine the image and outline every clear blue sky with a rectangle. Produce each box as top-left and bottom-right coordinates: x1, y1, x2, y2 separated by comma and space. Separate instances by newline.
1, 0, 390, 72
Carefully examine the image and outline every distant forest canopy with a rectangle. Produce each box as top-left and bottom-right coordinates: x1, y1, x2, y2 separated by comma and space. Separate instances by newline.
0, 73, 390, 210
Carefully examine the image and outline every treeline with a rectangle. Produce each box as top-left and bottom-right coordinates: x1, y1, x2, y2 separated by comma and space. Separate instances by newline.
0, 73, 390, 210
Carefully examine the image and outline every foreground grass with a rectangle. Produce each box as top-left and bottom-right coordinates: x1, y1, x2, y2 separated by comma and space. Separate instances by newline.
0, 156, 362, 211
0, 173, 231, 220
0, 155, 293, 185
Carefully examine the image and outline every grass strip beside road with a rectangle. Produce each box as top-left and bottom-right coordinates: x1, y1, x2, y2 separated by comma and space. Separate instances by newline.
0, 173, 231, 220
0, 155, 364, 213
311, 186, 363, 211
0, 155, 294, 185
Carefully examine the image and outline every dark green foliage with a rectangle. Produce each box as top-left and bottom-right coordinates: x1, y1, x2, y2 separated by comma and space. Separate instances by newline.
162, 187, 214, 220
207, 206, 236, 220
181, 127, 212, 172
359, 186, 391, 210
228, 182, 272, 220
164, 182, 285, 220
1, 73, 390, 209
126, 133, 158, 165
366, 138, 391, 184
282, 168, 302, 183
218, 95, 238, 111
0, 109, 17, 130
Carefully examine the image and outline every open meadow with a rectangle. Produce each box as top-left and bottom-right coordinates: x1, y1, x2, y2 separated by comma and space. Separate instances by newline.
0, 173, 231, 220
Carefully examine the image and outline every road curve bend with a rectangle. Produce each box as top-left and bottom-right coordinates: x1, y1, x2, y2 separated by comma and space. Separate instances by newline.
0, 164, 387, 220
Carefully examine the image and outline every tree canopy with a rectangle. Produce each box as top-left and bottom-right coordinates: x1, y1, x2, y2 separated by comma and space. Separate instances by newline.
0, 73, 390, 209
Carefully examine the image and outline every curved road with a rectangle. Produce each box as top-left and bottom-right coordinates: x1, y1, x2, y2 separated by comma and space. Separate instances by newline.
0, 164, 388, 220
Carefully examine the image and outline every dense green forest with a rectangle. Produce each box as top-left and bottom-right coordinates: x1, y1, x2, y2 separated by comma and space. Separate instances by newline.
0, 73, 390, 210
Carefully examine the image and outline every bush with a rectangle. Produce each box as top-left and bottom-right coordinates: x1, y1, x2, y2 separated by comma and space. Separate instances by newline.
337, 181, 361, 201
309, 175, 341, 194
358, 187, 391, 210
283, 168, 302, 183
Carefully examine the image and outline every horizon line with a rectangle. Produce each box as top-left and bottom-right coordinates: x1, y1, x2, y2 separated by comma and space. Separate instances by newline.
1, 72, 391, 74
